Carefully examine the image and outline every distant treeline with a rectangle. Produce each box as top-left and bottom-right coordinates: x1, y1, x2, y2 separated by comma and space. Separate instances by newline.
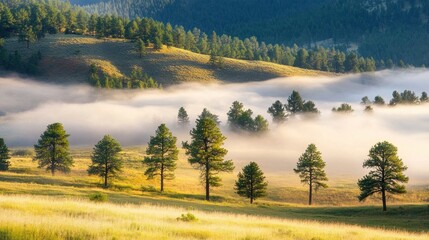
0, 0, 404, 74
0, 39, 42, 74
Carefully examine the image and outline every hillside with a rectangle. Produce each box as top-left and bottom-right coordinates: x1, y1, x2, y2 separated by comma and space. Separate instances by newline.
72, 0, 429, 66
2, 34, 324, 86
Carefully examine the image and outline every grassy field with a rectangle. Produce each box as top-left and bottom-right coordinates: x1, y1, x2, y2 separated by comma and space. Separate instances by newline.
0, 147, 428, 237
3, 34, 326, 85
0, 195, 428, 240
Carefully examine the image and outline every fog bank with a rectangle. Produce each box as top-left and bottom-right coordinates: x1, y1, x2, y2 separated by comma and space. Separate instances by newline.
1, 70, 429, 182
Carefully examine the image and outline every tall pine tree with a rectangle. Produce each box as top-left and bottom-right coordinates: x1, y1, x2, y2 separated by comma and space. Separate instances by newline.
0, 138, 11, 171
235, 162, 268, 204
143, 124, 178, 192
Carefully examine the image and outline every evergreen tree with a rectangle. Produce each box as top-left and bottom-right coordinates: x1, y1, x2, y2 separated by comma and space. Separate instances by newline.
182, 116, 234, 201
0, 138, 11, 171
143, 124, 178, 192
88, 135, 123, 188
136, 38, 146, 58
287, 90, 304, 114
235, 162, 268, 204
153, 36, 163, 50
421, 92, 429, 102
253, 115, 269, 133
294, 144, 328, 205
227, 101, 245, 130
267, 100, 287, 123
374, 96, 385, 105
332, 103, 354, 113
302, 101, 319, 114
361, 96, 371, 105
198, 108, 220, 125
177, 107, 190, 127
33, 123, 73, 176
358, 141, 408, 211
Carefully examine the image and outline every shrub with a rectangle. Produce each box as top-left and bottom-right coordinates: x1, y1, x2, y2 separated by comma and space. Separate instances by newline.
176, 213, 198, 222
89, 193, 108, 202
141, 185, 157, 193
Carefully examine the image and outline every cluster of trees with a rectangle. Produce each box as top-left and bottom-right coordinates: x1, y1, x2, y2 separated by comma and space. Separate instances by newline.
89, 64, 160, 89
0, 119, 410, 210
0, 40, 42, 74
227, 101, 269, 134
77, 0, 429, 67
361, 90, 429, 107
332, 103, 354, 113
0, 0, 395, 75
267, 90, 319, 123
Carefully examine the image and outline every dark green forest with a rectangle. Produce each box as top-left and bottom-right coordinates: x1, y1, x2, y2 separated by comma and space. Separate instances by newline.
70, 0, 429, 66
0, 0, 397, 77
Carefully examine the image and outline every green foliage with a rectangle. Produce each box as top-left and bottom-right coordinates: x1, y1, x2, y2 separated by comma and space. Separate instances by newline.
88, 64, 160, 89
227, 101, 269, 133
182, 113, 234, 201
136, 38, 146, 58
332, 103, 354, 113
358, 141, 408, 211
143, 124, 178, 192
198, 108, 220, 125
420, 92, 428, 102
176, 213, 198, 222
0, 138, 11, 171
177, 107, 190, 127
33, 123, 73, 176
361, 96, 371, 105
11, 149, 34, 157
267, 100, 288, 124
88, 135, 123, 188
0, 0, 392, 76
235, 162, 268, 204
287, 91, 319, 115
89, 193, 108, 202
373, 96, 385, 105
390, 90, 419, 106
294, 144, 328, 205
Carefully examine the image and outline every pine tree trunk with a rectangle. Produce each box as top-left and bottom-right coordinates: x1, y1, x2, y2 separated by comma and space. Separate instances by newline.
250, 181, 254, 204
205, 162, 210, 201
160, 163, 164, 192
104, 161, 108, 188
309, 171, 313, 205
382, 189, 387, 211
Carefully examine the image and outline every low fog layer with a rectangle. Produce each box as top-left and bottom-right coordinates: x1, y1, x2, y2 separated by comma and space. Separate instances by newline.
1, 70, 429, 182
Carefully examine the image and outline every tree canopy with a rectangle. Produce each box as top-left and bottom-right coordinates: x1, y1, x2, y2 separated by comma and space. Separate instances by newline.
235, 162, 268, 204
294, 144, 328, 205
143, 124, 178, 192
33, 123, 73, 176
182, 114, 234, 201
0, 138, 11, 171
88, 135, 123, 188
358, 141, 408, 211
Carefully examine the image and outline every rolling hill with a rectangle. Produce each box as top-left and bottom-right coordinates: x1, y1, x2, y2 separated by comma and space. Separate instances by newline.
2, 34, 324, 85
71, 0, 429, 66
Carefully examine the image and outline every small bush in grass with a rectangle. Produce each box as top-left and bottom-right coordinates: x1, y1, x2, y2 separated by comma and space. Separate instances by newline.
141, 185, 157, 193
89, 193, 108, 202
176, 213, 198, 222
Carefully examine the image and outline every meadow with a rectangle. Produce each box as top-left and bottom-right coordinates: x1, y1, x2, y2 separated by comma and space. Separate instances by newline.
0, 147, 428, 238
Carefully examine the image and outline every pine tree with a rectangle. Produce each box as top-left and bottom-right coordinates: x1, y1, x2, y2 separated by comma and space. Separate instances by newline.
136, 38, 146, 58
177, 107, 190, 127
253, 115, 269, 133
421, 92, 429, 102
0, 138, 11, 171
267, 100, 287, 123
88, 135, 123, 188
153, 37, 163, 50
287, 90, 304, 114
143, 124, 178, 192
374, 96, 385, 105
235, 162, 268, 204
182, 116, 234, 201
358, 141, 408, 211
199, 108, 220, 125
33, 123, 73, 176
332, 103, 354, 113
294, 144, 328, 205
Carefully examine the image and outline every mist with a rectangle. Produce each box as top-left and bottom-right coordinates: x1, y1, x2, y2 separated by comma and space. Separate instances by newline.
1, 70, 429, 183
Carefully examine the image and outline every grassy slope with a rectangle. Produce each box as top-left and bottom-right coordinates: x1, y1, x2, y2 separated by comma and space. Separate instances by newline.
0, 148, 428, 234
3, 34, 326, 85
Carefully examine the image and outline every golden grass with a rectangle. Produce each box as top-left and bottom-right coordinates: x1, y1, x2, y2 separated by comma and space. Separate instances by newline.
0, 195, 427, 240
3, 34, 329, 85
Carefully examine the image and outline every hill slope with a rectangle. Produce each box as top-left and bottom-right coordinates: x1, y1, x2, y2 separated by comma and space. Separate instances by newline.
72, 0, 429, 66
3, 34, 324, 85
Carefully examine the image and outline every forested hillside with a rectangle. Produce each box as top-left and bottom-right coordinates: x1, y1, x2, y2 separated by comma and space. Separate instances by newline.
71, 0, 429, 66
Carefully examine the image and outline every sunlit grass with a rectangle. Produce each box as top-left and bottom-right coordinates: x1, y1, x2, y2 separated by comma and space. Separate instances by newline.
0, 195, 427, 240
